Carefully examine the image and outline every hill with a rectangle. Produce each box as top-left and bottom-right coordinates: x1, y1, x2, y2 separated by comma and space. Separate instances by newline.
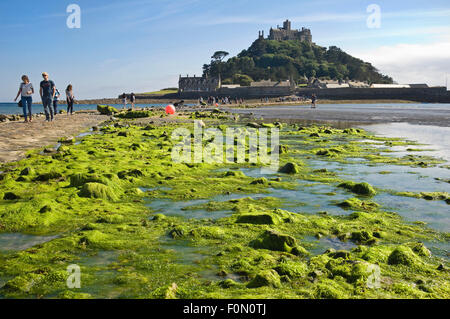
202, 38, 393, 86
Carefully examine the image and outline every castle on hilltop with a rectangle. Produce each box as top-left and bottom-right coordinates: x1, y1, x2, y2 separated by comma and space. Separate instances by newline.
258, 19, 312, 43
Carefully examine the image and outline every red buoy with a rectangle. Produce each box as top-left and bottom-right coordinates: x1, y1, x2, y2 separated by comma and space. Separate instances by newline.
166, 104, 176, 115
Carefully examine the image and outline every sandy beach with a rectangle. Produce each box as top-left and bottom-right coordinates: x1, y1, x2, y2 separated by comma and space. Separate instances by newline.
0, 113, 108, 163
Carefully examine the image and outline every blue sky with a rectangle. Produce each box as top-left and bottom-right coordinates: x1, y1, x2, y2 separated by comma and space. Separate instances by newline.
1, 0, 449, 101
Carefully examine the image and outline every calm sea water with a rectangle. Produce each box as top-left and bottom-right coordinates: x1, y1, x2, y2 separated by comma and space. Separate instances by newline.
0, 103, 176, 115
361, 123, 450, 163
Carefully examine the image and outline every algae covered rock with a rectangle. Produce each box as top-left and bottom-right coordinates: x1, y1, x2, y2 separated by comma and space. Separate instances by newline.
350, 230, 377, 245
97, 104, 118, 115
388, 246, 421, 266
69, 173, 107, 187
224, 170, 246, 178
408, 242, 431, 257
219, 279, 239, 289
118, 169, 144, 180
273, 260, 308, 279
236, 213, 280, 225
35, 172, 63, 182
251, 230, 307, 256
337, 198, 379, 211
20, 167, 35, 176
58, 136, 76, 144
338, 181, 377, 196
250, 177, 269, 185
3, 192, 21, 200
78, 183, 118, 201
247, 269, 282, 288
278, 162, 300, 174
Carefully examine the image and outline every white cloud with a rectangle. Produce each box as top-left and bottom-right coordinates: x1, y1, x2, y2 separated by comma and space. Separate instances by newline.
350, 40, 450, 87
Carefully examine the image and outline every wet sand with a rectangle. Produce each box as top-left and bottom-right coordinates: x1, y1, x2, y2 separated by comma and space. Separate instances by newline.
0, 113, 108, 163
227, 104, 450, 127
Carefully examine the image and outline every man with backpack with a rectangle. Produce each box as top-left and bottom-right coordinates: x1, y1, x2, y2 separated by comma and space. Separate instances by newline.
40, 72, 56, 122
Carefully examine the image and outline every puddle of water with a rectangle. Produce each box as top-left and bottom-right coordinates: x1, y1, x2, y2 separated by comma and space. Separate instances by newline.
421, 240, 450, 261
160, 238, 208, 266
77, 250, 119, 267
375, 193, 450, 232
147, 192, 268, 220
0, 233, 59, 252
266, 186, 352, 216
302, 236, 357, 255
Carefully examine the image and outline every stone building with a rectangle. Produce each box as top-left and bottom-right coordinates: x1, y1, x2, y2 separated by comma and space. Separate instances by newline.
178, 75, 220, 93
259, 20, 312, 43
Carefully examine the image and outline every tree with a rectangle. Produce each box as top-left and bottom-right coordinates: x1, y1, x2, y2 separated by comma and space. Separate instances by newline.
211, 51, 229, 63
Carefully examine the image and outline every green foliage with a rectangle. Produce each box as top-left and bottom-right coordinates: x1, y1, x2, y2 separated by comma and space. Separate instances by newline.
203, 39, 393, 84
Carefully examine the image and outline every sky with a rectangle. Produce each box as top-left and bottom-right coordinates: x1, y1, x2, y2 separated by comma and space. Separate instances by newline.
0, 0, 449, 101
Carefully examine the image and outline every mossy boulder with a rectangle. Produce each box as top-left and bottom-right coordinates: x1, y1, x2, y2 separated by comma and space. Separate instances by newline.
350, 230, 377, 245
78, 230, 109, 247
247, 269, 282, 288
407, 242, 431, 257
278, 162, 300, 174
338, 181, 377, 196
78, 183, 118, 201
97, 104, 118, 115
251, 230, 307, 256
337, 198, 379, 211
219, 279, 239, 289
314, 282, 345, 299
224, 171, 246, 178
388, 246, 421, 266
236, 213, 280, 225
273, 260, 308, 279
69, 173, 107, 187
326, 259, 373, 283
3, 192, 20, 200
35, 172, 63, 182
20, 167, 35, 176
58, 136, 76, 144
118, 169, 144, 180
250, 178, 269, 185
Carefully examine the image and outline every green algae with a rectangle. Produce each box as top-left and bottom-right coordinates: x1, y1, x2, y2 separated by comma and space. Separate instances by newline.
0, 120, 448, 299
97, 105, 118, 115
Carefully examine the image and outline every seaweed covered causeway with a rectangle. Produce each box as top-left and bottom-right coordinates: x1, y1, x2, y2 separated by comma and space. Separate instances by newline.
0, 110, 448, 299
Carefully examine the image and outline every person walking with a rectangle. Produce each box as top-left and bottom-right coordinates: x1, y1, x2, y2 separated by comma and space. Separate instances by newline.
53, 88, 61, 116
14, 75, 34, 123
122, 93, 127, 109
311, 93, 317, 109
66, 84, 75, 115
130, 93, 136, 109
40, 72, 56, 122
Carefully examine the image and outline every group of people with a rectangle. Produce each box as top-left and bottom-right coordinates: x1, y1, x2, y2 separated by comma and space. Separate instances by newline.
14, 73, 76, 123
200, 96, 245, 106
121, 93, 136, 109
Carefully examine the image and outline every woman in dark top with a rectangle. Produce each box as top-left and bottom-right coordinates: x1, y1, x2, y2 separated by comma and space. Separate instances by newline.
130, 93, 136, 109
66, 84, 75, 115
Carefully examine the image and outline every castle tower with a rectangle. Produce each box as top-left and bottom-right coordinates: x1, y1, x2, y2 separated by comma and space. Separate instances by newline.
283, 20, 291, 31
